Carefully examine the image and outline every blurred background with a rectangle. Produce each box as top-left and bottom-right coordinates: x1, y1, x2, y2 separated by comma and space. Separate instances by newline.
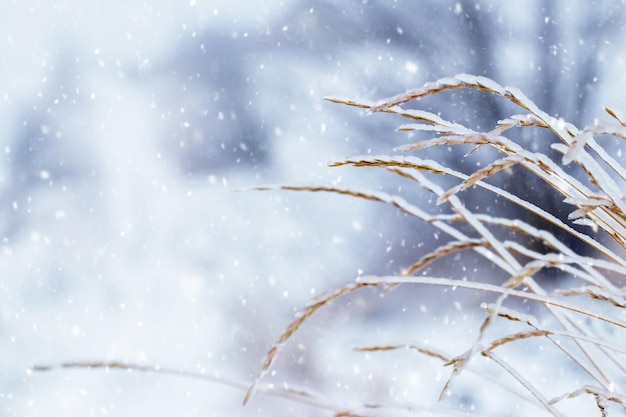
2, 1, 626, 416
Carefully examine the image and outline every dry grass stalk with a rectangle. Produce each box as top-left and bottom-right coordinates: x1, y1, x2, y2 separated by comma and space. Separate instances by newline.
33, 360, 342, 413
243, 281, 377, 404
248, 74, 626, 416
401, 238, 487, 276
355, 343, 450, 362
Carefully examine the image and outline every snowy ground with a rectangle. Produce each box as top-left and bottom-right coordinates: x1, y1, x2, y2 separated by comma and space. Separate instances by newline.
2, 1, 626, 416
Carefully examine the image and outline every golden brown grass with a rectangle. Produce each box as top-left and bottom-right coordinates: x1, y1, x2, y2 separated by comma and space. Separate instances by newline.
245, 74, 626, 416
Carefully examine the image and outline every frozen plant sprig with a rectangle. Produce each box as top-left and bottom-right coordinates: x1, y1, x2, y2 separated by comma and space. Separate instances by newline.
246, 74, 626, 417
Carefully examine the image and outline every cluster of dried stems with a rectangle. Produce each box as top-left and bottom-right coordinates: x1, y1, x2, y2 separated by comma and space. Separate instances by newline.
245, 74, 626, 417
36, 75, 626, 417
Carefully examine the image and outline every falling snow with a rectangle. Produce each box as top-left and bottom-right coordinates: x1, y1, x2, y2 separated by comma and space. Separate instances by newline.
2, 2, 626, 417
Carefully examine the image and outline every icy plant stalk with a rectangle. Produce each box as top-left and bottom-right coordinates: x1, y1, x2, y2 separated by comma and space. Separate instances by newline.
246, 74, 626, 417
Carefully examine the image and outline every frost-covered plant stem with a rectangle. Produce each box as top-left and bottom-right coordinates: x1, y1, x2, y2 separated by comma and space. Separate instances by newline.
246, 74, 626, 417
